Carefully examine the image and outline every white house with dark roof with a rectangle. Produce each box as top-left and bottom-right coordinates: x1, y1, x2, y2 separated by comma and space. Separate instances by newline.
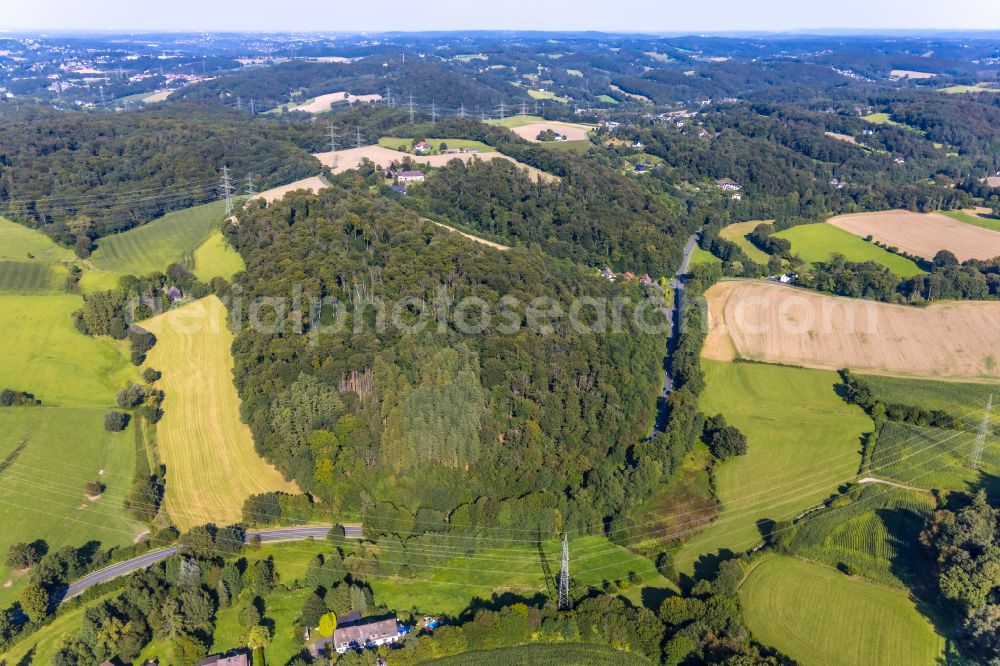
396, 170, 425, 184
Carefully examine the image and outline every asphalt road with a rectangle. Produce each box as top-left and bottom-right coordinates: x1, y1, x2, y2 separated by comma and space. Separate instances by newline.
61, 525, 333, 602
650, 233, 700, 436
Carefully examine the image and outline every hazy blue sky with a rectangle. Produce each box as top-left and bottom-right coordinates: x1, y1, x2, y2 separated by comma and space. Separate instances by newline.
2, 0, 1000, 33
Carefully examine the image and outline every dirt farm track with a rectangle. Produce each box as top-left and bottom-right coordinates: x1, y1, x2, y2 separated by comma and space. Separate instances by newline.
703, 280, 1000, 381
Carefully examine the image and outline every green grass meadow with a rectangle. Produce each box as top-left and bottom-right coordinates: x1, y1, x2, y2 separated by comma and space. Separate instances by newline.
872, 421, 999, 495
378, 137, 494, 153
741, 555, 944, 666
861, 374, 1000, 424
0, 294, 144, 606
675, 361, 869, 577
938, 84, 1000, 94
688, 247, 722, 268
367, 534, 673, 617
82, 200, 229, 291
0, 260, 64, 293
939, 209, 1000, 233
485, 114, 546, 128
718, 221, 771, 264
774, 223, 925, 277
0, 216, 73, 263
789, 485, 936, 588
192, 230, 246, 282
0, 593, 118, 665
0, 216, 74, 293
527, 89, 569, 103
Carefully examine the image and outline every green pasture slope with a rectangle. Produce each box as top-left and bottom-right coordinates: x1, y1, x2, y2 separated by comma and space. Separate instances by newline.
675, 361, 869, 576
0, 216, 74, 293
0, 216, 73, 263
0, 260, 62, 293
82, 199, 230, 291
873, 422, 999, 495
939, 208, 1000, 233
368, 534, 674, 616
861, 374, 1000, 424
789, 485, 936, 588
688, 247, 722, 268
0, 294, 144, 607
0, 593, 119, 665
740, 555, 944, 666
861, 373, 1000, 494
774, 223, 925, 277
143, 537, 667, 665
378, 136, 494, 153
192, 230, 246, 282
485, 114, 546, 128
718, 220, 771, 264
426, 643, 652, 665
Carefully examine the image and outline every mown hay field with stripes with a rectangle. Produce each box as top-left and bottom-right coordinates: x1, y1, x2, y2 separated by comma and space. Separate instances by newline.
0, 294, 144, 607
0, 260, 63, 293
82, 200, 230, 291
740, 555, 945, 666
140, 296, 298, 531
674, 360, 869, 576
789, 485, 936, 587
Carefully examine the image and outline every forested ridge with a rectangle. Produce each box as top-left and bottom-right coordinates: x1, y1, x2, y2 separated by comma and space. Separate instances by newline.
399, 156, 691, 275
0, 101, 323, 242
225, 183, 664, 524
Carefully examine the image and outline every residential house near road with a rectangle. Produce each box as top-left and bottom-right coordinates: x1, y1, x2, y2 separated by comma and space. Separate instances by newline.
312, 614, 404, 655
413, 141, 431, 154
396, 170, 425, 184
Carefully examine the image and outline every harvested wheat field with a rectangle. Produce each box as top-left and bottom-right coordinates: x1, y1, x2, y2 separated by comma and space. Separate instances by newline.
141, 296, 298, 530
890, 69, 936, 79
827, 210, 1000, 261
824, 131, 857, 144
703, 280, 1000, 380
287, 91, 381, 113
141, 90, 172, 103
510, 121, 593, 142
251, 175, 328, 203
314, 146, 558, 182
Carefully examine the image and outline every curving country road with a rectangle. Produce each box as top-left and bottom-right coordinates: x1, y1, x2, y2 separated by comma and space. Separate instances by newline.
650, 233, 701, 436
61, 525, 332, 602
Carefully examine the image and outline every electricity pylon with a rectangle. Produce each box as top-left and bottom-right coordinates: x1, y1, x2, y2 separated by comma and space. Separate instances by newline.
557, 533, 570, 610
220, 166, 233, 215
968, 394, 993, 469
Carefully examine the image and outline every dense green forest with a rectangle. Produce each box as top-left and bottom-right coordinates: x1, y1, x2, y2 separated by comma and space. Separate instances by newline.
225, 183, 664, 526
0, 101, 323, 242
400, 155, 691, 275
